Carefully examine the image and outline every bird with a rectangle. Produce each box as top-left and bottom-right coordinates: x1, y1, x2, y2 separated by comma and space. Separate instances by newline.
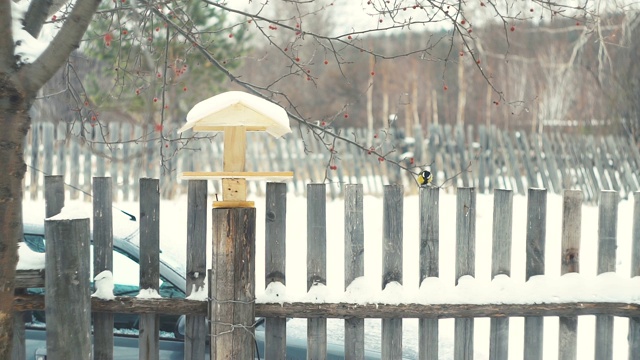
417, 170, 433, 187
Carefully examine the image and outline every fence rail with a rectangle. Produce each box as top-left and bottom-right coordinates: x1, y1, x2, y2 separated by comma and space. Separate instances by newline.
23, 121, 640, 202
13, 177, 640, 360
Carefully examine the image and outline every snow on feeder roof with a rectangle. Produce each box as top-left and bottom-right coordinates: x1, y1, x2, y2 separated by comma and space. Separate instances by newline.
178, 91, 291, 138
179, 91, 293, 208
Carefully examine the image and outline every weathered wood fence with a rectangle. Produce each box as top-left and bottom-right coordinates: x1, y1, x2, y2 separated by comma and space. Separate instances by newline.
14, 177, 640, 360
23, 121, 640, 202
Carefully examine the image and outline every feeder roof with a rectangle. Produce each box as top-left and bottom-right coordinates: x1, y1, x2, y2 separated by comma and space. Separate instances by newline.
178, 91, 291, 138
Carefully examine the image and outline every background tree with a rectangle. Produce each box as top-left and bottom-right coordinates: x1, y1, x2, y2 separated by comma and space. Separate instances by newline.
1, 0, 638, 357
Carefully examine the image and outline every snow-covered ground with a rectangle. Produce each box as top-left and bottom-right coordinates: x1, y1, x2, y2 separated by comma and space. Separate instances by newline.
22, 189, 638, 359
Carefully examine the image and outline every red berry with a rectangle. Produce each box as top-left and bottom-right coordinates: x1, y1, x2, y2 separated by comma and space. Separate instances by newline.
324, 60, 328, 65
155, 124, 163, 132
344, 114, 349, 118
371, 71, 375, 76
374, 134, 378, 138
157, 73, 161, 78
135, 89, 140, 95
510, 25, 515, 32
459, 51, 464, 56
347, 35, 352, 40
476, 59, 481, 64
530, 8, 534, 12
461, 19, 466, 25
51, 15, 57, 21
91, 116, 96, 121
443, 85, 448, 91
228, 34, 233, 38
156, 27, 160, 32
378, 157, 384, 162
183, 87, 187, 91
122, 29, 128, 35
321, 121, 326, 126
84, 101, 89, 106
153, 97, 158, 102
165, 144, 169, 148
410, 157, 415, 164
295, 57, 300, 62
164, 105, 169, 109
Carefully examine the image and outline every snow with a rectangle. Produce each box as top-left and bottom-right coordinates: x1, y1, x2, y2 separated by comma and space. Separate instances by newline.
11, 1, 50, 64
136, 288, 162, 299
92, 270, 115, 300
16, 242, 45, 270
179, 91, 291, 138
46, 205, 91, 221
185, 284, 208, 301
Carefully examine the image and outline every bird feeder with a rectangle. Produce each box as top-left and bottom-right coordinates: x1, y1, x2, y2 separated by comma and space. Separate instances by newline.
179, 91, 293, 208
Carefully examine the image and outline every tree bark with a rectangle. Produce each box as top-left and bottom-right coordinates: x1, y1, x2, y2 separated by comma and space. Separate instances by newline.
0, 77, 30, 359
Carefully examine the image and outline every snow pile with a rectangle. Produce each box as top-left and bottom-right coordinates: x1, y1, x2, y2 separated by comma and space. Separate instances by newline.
16, 242, 45, 270
257, 273, 640, 305
137, 288, 162, 299
11, 1, 49, 64
186, 284, 208, 301
46, 205, 91, 221
92, 270, 115, 300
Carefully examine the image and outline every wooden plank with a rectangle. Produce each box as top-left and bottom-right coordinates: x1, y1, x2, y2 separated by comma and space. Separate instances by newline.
56, 123, 67, 178
531, 134, 550, 191
559, 190, 582, 360
265, 183, 287, 359
524, 188, 547, 360
455, 187, 475, 360
307, 183, 327, 359
180, 171, 293, 181
45, 218, 91, 359
478, 126, 487, 193
344, 184, 365, 359
382, 185, 403, 359
515, 132, 537, 188
15, 294, 640, 318
29, 123, 39, 200
595, 190, 617, 360
455, 125, 470, 187
630, 191, 640, 359
501, 130, 525, 195
489, 189, 513, 360
419, 186, 439, 360
139, 178, 160, 360
210, 207, 256, 359
70, 134, 80, 199
45, 175, 65, 218
42, 122, 54, 176
93, 177, 114, 360
185, 180, 208, 360
541, 133, 562, 193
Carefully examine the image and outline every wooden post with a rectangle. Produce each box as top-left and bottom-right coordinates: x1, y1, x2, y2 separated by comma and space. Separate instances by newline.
265, 183, 287, 359
222, 126, 247, 201
185, 180, 208, 360
630, 192, 640, 360
345, 184, 365, 359
139, 178, 160, 360
93, 177, 114, 360
382, 185, 403, 359
559, 190, 582, 360
524, 188, 547, 360
45, 217, 91, 359
210, 206, 256, 359
455, 187, 475, 360
419, 186, 439, 360
595, 190, 617, 360
45, 175, 65, 217
307, 184, 327, 359
490, 189, 513, 360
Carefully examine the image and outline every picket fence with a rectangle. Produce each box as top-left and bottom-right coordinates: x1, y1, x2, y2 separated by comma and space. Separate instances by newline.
23, 121, 640, 202
13, 177, 640, 360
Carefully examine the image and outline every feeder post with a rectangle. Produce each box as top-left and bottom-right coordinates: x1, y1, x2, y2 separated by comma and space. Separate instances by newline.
209, 206, 256, 359
222, 126, 248, 202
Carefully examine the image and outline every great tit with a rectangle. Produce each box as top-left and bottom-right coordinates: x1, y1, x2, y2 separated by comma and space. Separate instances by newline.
417, 170, 433, 187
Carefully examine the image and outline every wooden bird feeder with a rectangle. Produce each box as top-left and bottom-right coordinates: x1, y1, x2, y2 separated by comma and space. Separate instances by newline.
179, 91, 293, 208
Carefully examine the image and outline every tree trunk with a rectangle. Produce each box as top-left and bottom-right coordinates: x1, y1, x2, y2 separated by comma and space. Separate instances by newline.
0, 77, 31, 359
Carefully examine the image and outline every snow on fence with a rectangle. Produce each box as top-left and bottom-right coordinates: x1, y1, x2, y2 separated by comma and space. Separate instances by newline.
23, 121, 640, 202
13, 177, 640, 360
